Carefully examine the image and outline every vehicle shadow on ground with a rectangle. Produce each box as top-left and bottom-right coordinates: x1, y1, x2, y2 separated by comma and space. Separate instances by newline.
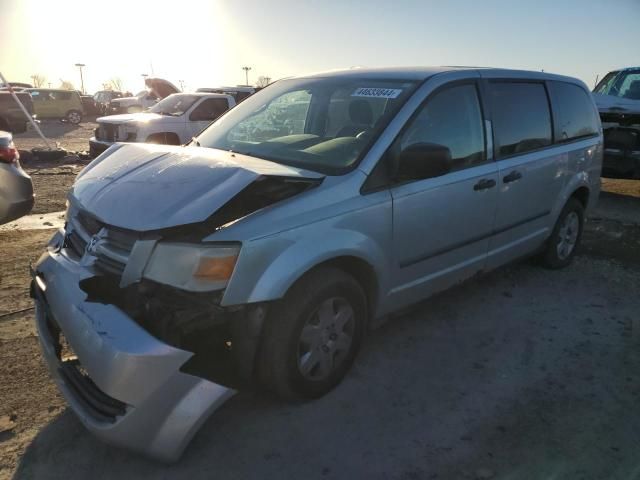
13, 259, 640, 480
14, 121, 84, 140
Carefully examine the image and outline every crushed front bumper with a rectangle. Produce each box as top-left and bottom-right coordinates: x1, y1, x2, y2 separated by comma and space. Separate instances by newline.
32, 236, 235, 462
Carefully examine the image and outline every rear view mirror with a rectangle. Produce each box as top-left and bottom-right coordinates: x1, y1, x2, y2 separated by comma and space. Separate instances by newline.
397, 142, 452, 180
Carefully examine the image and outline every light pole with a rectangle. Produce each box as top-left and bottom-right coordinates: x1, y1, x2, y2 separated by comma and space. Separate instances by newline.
242, 66, 252, 86
74, 63, 86, 94
178, 80, 185, 91
141, 73, 148, 89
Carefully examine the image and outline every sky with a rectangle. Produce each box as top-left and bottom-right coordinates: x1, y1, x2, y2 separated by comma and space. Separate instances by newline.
0, 0, 638, 94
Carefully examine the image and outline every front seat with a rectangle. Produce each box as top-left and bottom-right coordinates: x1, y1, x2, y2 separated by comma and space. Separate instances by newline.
336, 99, 373, 137
624, 80, 640, 100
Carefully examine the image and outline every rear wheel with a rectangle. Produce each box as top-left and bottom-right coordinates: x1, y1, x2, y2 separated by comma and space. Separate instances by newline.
539, 198, 584, 269
65, 110, 82, 124
258, 267, 367, 400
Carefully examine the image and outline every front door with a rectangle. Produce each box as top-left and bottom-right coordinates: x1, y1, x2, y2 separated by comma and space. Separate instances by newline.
389, 82, 499, 307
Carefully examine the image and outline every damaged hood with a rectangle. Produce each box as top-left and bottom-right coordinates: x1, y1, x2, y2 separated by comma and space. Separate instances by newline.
71, 144, 323, 232
145, 77, 180, 99
594, 93, 640, 114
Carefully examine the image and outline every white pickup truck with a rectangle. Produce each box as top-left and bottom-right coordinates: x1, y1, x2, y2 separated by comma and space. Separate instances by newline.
90, 92, 235, 157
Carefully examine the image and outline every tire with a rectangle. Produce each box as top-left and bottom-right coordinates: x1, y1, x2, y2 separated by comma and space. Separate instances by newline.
539, 198, 584, 269
258, 267, 367, 400
65, 110, 82, 125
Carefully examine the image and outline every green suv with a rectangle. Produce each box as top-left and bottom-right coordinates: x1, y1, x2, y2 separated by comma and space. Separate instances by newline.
26, 88, 84, 124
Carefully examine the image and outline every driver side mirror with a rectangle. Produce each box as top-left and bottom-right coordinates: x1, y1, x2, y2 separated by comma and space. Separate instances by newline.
396, 142, 452, 181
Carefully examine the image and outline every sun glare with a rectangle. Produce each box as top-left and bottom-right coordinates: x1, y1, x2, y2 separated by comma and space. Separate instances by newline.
17, 0, 232, 92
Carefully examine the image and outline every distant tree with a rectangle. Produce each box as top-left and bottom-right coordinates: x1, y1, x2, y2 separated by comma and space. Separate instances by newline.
30, 74, 46, 87
256, 76, 272, 88
109, 77, 124, 92
59, 79, 75, 90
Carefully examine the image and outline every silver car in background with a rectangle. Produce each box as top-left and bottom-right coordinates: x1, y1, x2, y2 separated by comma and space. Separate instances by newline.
32, 67, 602, 461
0, 131, 34, 225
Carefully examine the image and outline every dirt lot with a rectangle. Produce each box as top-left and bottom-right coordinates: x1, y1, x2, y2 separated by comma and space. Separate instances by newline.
1, 122, 639, 479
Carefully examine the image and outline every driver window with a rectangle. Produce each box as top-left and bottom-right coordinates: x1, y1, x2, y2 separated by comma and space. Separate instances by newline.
398, 84, 485, 179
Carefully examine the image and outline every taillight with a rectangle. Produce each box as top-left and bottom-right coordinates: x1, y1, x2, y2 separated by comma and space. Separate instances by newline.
0, 146, 18, 164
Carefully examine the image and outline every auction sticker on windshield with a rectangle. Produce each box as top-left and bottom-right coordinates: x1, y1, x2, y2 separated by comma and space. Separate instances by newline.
352, 87, 402, 99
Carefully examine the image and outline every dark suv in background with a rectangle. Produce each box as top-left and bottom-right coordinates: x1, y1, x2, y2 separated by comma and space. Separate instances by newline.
593, 67, 640, 178
93, 90, 123, 115
0, 92, 35, 133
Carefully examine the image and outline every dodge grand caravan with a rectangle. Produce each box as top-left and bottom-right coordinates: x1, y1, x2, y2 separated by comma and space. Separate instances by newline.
31, 67, 602, 461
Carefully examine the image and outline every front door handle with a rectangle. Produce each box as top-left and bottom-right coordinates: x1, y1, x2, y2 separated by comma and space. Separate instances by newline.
473, 178, 497, 191
503, 170, 523, 183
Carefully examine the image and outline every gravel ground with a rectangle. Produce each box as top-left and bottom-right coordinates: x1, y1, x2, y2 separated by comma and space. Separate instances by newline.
13, 119, 98, 154
0, 122, 639, 479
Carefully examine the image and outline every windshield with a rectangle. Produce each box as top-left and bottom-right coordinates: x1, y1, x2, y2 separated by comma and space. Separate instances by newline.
195, 77, 418, 174
594, 69, 640, 100
150, 94, 199, 116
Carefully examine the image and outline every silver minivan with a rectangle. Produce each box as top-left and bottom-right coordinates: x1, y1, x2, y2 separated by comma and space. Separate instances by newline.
32, 67, 602, 460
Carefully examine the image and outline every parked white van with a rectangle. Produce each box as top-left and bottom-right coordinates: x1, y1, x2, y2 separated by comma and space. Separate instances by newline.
89, 92, 235, 156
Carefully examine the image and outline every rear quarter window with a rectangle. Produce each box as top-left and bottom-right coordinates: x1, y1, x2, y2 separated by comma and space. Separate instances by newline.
489, 82, 553, 157
548, 81, 600, 142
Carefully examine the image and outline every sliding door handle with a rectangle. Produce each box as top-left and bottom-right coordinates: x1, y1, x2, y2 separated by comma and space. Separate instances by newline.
503, 171, 522, 183
473, 178, 496, 191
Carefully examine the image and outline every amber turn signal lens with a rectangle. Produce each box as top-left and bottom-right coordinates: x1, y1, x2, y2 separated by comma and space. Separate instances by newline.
193, 255, 238, 281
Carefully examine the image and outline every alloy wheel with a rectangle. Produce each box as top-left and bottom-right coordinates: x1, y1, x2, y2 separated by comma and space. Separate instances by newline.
556, 211, 579, 260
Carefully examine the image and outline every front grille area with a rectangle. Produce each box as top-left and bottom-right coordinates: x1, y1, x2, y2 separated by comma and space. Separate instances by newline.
41, 299, 128, 423
64, 209, 137, 277
96, 123, 119, 142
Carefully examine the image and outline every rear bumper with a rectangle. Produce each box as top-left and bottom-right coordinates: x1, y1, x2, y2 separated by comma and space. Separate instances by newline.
602, 148, 640, 177
32, 237, 235, 461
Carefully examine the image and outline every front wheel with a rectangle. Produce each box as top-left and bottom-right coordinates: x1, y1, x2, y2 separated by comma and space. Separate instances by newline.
258, 267, 367, 400
65, 110, 82, 124
539, 198, 584, 269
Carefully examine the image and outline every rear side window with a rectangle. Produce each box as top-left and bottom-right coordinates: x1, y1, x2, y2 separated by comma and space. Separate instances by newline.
52, 91, 72, 101
490, 82, 552, 157
548, 81, 599, 142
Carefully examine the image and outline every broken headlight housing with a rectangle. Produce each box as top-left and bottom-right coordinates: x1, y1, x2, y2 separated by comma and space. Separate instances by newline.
143, 243, 240, 292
